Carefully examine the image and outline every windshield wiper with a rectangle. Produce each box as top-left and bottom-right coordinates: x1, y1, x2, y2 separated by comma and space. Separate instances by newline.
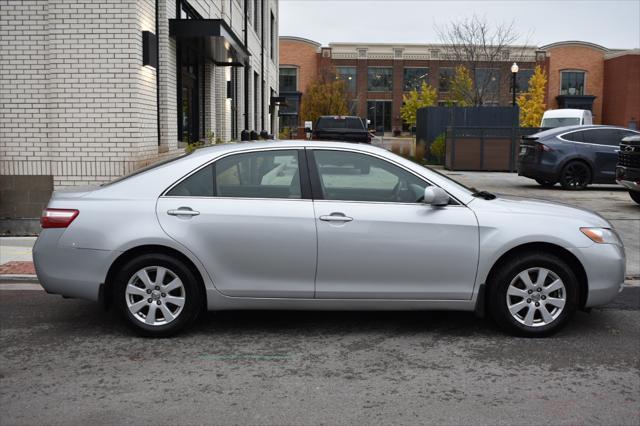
470, 188, 497, 200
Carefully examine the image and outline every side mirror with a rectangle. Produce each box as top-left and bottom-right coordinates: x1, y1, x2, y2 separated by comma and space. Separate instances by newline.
423, 187, 450, 206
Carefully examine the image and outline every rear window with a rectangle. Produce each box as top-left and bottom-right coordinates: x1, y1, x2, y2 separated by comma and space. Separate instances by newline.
101, 152, 190, 186
541, 117, 581, 128
316, 117, 364, 130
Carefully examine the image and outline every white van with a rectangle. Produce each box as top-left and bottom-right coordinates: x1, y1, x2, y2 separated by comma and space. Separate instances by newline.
540, 109, 593, 128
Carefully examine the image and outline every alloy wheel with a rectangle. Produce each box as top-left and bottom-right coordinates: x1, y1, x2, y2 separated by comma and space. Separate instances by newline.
562, 163, 589, 189
125, 266, 186, 326
505, 267, 566, 327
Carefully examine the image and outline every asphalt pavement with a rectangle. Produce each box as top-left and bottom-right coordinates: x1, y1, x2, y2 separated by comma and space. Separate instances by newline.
0, 288, 639, 425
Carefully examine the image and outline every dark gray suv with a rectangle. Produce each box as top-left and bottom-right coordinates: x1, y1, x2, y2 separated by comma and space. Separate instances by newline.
518, 125, 640, 190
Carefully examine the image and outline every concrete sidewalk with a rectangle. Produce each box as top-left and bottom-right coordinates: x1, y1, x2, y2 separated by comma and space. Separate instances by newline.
0, 237, 37, 280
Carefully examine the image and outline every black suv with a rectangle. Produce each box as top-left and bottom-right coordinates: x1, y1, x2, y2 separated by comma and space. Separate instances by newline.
518, 125, 640, 190
616, 134, 640, 204
312, 116, 371, 143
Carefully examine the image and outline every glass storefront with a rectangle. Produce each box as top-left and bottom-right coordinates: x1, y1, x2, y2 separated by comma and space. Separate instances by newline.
367, 100, 392, 133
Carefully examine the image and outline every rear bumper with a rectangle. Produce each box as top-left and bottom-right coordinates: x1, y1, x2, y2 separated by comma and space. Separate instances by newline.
517, 161, 558, 182
33, 229, 115, 302
569, 243, 626, 308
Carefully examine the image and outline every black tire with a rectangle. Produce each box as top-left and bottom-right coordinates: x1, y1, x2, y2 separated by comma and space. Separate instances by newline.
114, 253, 202, 337
629, 190, 640, 205
535, 178, 556, 187
487, 252, 579, 337
559, 161, 591, 190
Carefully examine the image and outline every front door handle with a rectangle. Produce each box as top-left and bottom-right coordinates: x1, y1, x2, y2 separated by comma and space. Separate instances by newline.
167, 208, 200, 217
319, 213, 353, 222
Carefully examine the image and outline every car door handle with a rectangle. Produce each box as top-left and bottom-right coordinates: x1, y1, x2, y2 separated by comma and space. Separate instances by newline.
167, 208, 200, 217
319, 213, 353, 222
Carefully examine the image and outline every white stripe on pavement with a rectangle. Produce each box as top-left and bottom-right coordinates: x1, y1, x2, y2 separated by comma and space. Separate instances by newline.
0, 283, 43, 291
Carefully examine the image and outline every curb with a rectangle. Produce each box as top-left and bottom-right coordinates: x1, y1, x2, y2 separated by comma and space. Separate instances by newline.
0, 274, 39, 283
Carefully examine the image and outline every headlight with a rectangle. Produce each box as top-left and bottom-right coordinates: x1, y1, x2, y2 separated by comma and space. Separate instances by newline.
580, 227, 623, 246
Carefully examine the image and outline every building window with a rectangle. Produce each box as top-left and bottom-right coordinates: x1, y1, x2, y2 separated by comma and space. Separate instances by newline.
367, 100, 392, 132
560, 71, 586, 95
279, 68, 297, 92
336, 67, 356, 92
403, 68, 429, 91
438, 67, 454, 92
270, 11, 275, 61
254, 71, 260, 131
474, 68, 500, 97
178, 0, 200, 19
516, 69, 535, 93
252, 0, 258, 30
367, 67, 393, 92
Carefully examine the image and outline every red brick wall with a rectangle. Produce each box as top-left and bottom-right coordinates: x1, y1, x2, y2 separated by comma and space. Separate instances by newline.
603, 54, 640, 127
279, 39, 319, 94
545, 45, 606, 123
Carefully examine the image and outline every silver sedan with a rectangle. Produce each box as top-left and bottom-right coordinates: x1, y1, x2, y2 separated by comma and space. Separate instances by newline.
33, 141, 626, 337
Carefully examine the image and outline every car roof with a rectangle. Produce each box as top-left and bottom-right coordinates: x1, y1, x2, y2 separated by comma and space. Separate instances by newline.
533, 124, 634, 138
189, 140, 384, 158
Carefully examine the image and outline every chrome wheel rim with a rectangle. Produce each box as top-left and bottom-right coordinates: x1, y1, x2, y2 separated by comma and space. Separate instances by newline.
125, 266, 186, 326
506, 267, 566, 328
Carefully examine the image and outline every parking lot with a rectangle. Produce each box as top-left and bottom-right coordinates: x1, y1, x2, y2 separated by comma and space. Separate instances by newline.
1, 170, 639, 425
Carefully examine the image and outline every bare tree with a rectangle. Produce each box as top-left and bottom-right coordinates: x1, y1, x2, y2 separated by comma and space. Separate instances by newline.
437, 15, 531, 106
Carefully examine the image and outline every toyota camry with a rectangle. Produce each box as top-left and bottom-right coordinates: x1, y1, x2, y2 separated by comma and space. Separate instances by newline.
33, 141, 625, 337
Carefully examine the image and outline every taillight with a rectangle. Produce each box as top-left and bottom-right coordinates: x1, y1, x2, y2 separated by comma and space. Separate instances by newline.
41, 208, 79, 228
537, 143, 553, 152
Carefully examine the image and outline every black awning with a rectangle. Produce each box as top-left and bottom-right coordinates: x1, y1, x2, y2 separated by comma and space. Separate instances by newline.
169, 19, 250, 66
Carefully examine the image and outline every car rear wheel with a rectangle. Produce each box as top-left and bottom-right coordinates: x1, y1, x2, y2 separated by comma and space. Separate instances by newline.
115, 253, 202, 337
488, 252, 579, 337
535, 178, 556, 187
559, 161, 591, 190
629, 190, 640, 205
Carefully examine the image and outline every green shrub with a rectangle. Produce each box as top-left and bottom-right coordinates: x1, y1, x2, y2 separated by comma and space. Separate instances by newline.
431, 133, 446, 164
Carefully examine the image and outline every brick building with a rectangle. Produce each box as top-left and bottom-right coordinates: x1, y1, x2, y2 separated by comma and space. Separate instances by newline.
0, 0, 280, 233
278, 39, 541, 135
280, 38, 639, 134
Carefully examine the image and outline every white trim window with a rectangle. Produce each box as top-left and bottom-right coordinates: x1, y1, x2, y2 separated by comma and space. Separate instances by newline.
560, 70, 586, 96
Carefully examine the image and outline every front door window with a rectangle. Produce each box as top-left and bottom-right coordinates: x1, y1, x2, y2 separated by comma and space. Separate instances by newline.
312, 150, 427, 203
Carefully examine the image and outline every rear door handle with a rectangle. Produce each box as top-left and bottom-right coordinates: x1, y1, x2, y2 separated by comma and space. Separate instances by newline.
319, 213, 353, 222
167, 208, 200, 217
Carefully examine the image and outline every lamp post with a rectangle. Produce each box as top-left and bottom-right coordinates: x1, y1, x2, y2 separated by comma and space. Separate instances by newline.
511, 62, 519, 107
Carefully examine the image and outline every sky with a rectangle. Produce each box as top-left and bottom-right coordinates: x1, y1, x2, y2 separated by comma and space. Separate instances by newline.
279, 0, 640, 49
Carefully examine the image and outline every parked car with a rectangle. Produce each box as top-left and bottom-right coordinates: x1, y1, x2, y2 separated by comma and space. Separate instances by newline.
312, 115, 371, 143
34, 141, 625, 338
540, 109, 593, 128
616, 134, 640, 204
518, 125, 640, 189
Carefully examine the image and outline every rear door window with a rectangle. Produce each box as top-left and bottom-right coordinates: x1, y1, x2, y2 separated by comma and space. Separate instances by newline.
562, 131, 584, 142
215, 150, 302, 199
166, 165, 214, 197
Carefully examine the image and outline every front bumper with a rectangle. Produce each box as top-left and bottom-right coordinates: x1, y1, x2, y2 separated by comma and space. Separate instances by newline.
33, 229, 114, 302
615, 166, 640, 191
569, 243, 626, 308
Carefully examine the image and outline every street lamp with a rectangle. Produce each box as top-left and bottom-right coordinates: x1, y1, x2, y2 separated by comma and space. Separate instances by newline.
511, 62, 519, 107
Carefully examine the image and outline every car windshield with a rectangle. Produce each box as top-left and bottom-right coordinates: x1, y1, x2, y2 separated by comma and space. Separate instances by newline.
101, 152, 190, 186
317, 117, 364, 130
542, 117, 581, 128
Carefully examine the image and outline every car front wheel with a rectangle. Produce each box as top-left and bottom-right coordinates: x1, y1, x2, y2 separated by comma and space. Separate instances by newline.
488, 252, 579, 337
629, 190, 640, 205
115, 253, 202, 337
